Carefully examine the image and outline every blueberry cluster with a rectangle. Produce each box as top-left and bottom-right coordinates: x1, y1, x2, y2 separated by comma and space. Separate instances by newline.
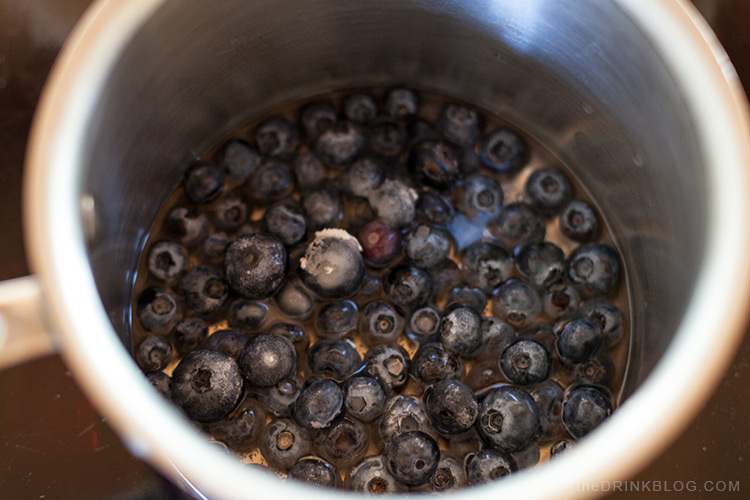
133, 88, 626, 493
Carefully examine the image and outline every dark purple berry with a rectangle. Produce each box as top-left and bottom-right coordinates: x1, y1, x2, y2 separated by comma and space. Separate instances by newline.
531, 380, 566, 440
479, 128, 529, 174
383, 263, 432, 311
383, 431, 439, 487
307, 338, 363, 381
417, 192, 456, 226
218, 137, 260, 180
342, 157, 385, 197
491, 280, 542, 328
364, 344, 410, 394
255, 116, 299, 160
461, 241, 513, 293
556, 317, 602, 363
289, 458, 339, 488
367, 180, 417, 227
488, 202, 545, 253
407, 307, 442, 342
239, 334, 297, 387
358, 220, 401, 268
567, 243, 621, 295
200, 232, 231, 265
424, 379, 478, 434
346, 455, 403, 494
543, 284, 581, 320
439, 306, 484, 357
200, 329, 249, 359
559, 199, 599, 242
343, 376, 387, 422
261, 418, 312, 470
147, 241, 187, 282
385, 88, 419, 119
436, 103, 481, 147
459, 174, 503, 218
563, 385, 612, 439
275, 279, 315, 321
137, 287, 182, 333
302, 188, 343, 230
262, 199, 308, 245
135, 335, 173, 372
180, 265, 229, 316
477, 385, 540, 451
300, 230, 365, 299
525, 166, 572, 215
300, 100, 337, 140
404, 224, 451, 268
367, 120, 406, 158
499, 339, 550, 386
209, 190, 249, 231
360, 300, 403, 346
171, 317, 208, 356
315, 121, 365, 167
293, 378, 344, 430
293, 151, 326, 188
343, 93, 377, 125
248, 161, 295, 203
379, 395, 432, 442
410, 343, 464, 387
410, 140, 461, 189
166, 207, 209, 247
465, 449, 515, 485
515, 241, 565, 288
580, 299, 624, 348
317, 417, 370, 470
228, 298, 268, 332
225, 233, 287, 299
147, 371, 171, 399
185, 162, 224, 204
254, 373, 303, 417
317, 300, 359, 337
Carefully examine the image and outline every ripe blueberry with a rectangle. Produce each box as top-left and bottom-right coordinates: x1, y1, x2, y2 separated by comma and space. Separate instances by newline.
225, 233, 287, 299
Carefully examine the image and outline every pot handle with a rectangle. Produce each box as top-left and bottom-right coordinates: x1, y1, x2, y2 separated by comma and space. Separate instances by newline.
0, 275, 58, 369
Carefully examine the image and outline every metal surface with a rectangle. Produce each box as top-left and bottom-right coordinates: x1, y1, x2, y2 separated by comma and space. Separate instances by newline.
1, 0, 749, 498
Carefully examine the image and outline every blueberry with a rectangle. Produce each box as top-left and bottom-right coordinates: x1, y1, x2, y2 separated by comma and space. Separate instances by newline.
436, 103, 481, 148
580, 299, 624, 348
439, 306, 484, 357
516, 241, 565, 289
255, 116, 299, 160
262, 199, 308, 245
289, 457, 340, 488
180, 265, 229, 316
379, 395, 432, 442
307, 338, 363, 381
266, 321, 309, 348
135, 335, 173, 372
261, 418, 312, 470
209, 401, 265, 451
360, 300, 404, 346
343, 376, 387, 422
410, 140, 461, 189
294, 151, 326, 188
315, 121, 365, 167
293, 379, 344, 430
556, 317, 602, 364
531, 380, 565, 440
477, 385, 540, 451
480, 316, 516, 359
171, 349, 243, 422
275, 279, 315, 321
200, 232, 232, 265
200, 329, 249, 359
567, 243, 621, 295
510, 442, 541, 470
317, 300, 359, 337
228, 298, 268, 332
367, 120, 406, 159
367, 179, 417, 227
248, 161, 295, 203
431, 260, 463, 302
346, 455, 403, 493
404, 224, 451, 268
385, 88, 419, 119
491, 280, 542, 328
365, 344, 410, 394
559, 200, 599, 242
465, 449, 515, 485
342, 157, 385, 197
417, 192, 456, 226
300, 100, 337, 140
358, 274, 382, 297
459, 174, 503, 218
137, 287, 182, 333
147, 371, 171, 399
550, 439, 570, 457
170, 317, 208, 355
383, 431, 439, 487
383, 263, 432, 311
300, 230, 365, 299
239, 334, 297, 387
185, 162, 225, 204
218, 137, 261, 180
428, 456, 467, 492
575, 355, 616, 388
343, 93, 377, 125
461, 241, 513, 293
499, 339, 550, 386
225, 233, 287, 299
166, 207, 209, 247
563, 385, 612, 439
488, 202, 545, 252
209, 190, 249, 231
445, 286, 487, 315
317, 417, 370, 470
543, 284, 581, 320
302, 188, 343, 230
479, 128, 529, 174
358, 220, 401, 268
525, 166, 573, 215
147, 241, 188, 282
407, 306, 442, 342
424, 379, 478, 434
255, 373, 303, 417
410, 343, 464, 387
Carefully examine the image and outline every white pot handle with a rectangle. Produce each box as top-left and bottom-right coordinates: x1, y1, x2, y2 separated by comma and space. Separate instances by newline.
0, 275, 58, 369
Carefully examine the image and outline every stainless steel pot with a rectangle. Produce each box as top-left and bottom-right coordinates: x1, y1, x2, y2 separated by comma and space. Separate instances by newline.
1, 0, 749, 499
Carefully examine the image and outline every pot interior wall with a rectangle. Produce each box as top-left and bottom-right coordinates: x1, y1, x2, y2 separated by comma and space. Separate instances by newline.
83, 0, 705, 398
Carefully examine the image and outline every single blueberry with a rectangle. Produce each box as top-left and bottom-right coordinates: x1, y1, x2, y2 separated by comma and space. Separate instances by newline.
166, 207, 209, 247
300, 100, 338, 141
367, 120, 406, 159
367, 180, 417, 227
147, 240, 188, 282
479, 127, 529, 174
516, 241, 566, 289
248, 161, 295, 203
343, 376, 387, 422
559, 199, 599, 242
262, 199, 308, 246
445, 286, 487, 315
275, 279, 315, 321
383, 431, 440, 487
171, 349, 243, 422
477, 385, 540, 451
293, 379, 344, 430
424, 379, 478, 434
170, 317, 208, 356
294, 151, 326, 188
525, 166, 573, 216
343, 93, 377, 125
383, 263, 432, 311
266, 321, 309, 348
317, 417, 370, 470
385, 88, 419, 119
218, 137, 261, 180
307, 338, 363, 381
225, 233, 287, 299
499, 339, 550, 386
379, 395, 432, 442
147, 371, 171, 399
300, 231, 365, 299
480, 317, 516, 360
461, 241, 513, 293
563, 385, 612, 439
135, 335, 173, 373
180, 265, 229, 316
357, 219, 402, 268
531, 380, 566, 440
580, 299, 624, 348
208, 400, 265, 451
209, 190, 249, 231
342, 157, 385, 197
417, 192, 456, 226
346, 455, 404, 494
239, 334, 297, 387
200, 329, 249, 359
317, 300, 359, 337
185, 162, 225, 204
254, 373, 303, 417
543, 284, 582, 320
199, 232, 232, 266
431, 260, 463, 303
255, 116, 299, 160
261, 418, 312, 470
556, 317, 602, 364
439, 306, 484, 357
137, 287, 182, 334
410, 140, 461, 189
288, 457, 340, 488
360, 300, 404, 346
228, 298, 268, 332
459, 174, 503, 220
488, 202, 546, 253
315, 121, 365, 167
491, 280, 542, 328
407, 306, 442, 342
436, 103, 481, 148
428, 456, 467, 492
567, 243, 621, 295
465, 449, 515, 485
410, 343, 464, 387
302, 188, 343, 230
575, 355, 616, 389
404, 224, 452, 269
365, 344, 410, 394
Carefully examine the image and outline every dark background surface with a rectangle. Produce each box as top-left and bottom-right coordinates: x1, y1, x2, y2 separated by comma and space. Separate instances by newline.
1, 1, 749, 498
